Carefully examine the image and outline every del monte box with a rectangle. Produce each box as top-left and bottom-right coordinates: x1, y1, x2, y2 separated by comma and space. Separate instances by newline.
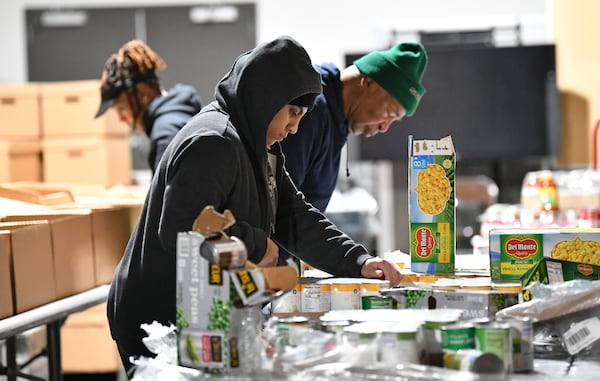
408, 135, 455, 274
490, 228, 600, 281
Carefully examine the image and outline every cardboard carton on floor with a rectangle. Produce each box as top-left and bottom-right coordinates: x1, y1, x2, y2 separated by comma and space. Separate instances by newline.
1, 213, 96, 299
0, 221, 57, 313
61, 303, 122, 373
0, 83, 41, 139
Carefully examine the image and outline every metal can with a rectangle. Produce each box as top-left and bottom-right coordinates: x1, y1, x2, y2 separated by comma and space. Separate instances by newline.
271, 284, 300, 313
379, 327, 419, 365
200, 236, 247, 269
277, 316, 310, 347
361, 295, 396, 310
496, 316, 534, 373
301, 281, 331, 312
441, 322, 475, 368
474, 321, 512, 373
329, 279, 361, 310
447, 349, 506, 374
419, 316, 458, 367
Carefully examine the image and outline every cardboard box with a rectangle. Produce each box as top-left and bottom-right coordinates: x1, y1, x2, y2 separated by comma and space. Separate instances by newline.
382, 287, 519, 319
87, 206, 131, 285
2, 212, 96, 299
42, 136, 132, 186
0, 231, 13, 318
0, 221, 57, 313
38, 80, 127, 137
0, 84, 40, 139
490, 228, 600, 281
520, 258, 600, 302
61, 303, 121, 373
0, 140, 42, 182
1, 207, 129, 287
408, 135, 456, 274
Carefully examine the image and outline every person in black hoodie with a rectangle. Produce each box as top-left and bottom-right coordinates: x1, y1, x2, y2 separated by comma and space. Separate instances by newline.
107, 36, 403, 376
94, 40, 203, 172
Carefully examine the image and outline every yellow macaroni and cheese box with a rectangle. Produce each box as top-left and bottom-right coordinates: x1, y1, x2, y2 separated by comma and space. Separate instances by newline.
490, 228, 600, 281
408, 135, 455, 274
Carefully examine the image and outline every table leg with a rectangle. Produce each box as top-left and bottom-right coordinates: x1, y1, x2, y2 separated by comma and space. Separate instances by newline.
46, 321, 63, 381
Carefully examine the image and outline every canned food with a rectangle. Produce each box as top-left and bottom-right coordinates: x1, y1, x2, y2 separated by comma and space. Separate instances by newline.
379, 327, 419, 365
441, 322, 475, 368
420, 316, 459, 367
474, 321, 512, 373
200, 236, 247, 269
277, 316, 309, 347
301, 282, 331, 312
271, 284, 300, 313
329, 279, 361, 310
496, 316, 534, 373
343, 322, 379, 366
362, 295, 396, 310
446, 349, 506, 374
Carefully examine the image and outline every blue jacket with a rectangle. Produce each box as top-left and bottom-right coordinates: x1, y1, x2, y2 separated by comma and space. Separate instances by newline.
142, 84, 203, 171
280, 63, 349, 213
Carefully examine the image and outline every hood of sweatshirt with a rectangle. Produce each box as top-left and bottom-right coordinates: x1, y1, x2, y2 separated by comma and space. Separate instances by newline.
214, 36, 322, 167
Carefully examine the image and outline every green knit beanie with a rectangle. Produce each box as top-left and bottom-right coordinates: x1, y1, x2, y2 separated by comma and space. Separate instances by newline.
354, 42, 428, 116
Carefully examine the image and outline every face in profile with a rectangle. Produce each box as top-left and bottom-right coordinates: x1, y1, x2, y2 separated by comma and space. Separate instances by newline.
347, 76, 407, 137
267, 105, 308, 146
112, 93, 144, 133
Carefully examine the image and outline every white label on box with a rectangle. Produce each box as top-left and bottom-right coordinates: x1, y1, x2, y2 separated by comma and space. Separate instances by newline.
547, 261, 564, 284
563, 317, 600, 355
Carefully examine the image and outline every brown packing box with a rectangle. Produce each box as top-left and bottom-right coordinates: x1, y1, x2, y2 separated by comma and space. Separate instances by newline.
61, 303, 121, 373
38, 80, 128, 137
86, 207, 131, 285
0, 140, 42, 182
0, 221, 57, 313
42, 136, 132, 186
0, 231, 13, 318
1, 207, 130, 287
1, 213, 96, 299
0, 84, 41, 139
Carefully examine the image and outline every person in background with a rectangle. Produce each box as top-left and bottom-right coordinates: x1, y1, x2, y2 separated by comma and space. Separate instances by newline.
280, 42, 428, 213
94, 39, 203, 172
107, 36, 403, 376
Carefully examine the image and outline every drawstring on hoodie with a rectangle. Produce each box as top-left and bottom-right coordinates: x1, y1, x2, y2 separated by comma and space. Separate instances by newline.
346, 152, 350, 177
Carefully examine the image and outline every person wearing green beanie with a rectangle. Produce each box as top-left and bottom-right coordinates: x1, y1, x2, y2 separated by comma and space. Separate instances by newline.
278, 42, 427, 262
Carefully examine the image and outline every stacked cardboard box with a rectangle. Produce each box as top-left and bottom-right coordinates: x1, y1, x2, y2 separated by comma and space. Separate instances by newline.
0, 84, 42, 182
39, 80, 131, 185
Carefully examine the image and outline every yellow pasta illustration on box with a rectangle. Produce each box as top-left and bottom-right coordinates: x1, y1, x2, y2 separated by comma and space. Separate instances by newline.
414, 163, 451, 215
551, 237, 600, 265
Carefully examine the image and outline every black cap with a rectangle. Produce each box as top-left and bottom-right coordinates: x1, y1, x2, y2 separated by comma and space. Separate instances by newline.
94, 73, 158, 118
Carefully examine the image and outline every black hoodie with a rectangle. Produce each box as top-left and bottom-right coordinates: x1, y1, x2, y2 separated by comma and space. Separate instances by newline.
107, 36, 374, 359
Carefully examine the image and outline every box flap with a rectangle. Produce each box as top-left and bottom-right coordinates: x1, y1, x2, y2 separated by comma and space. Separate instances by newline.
0, 83, 40, 98
0, 140, 41, 154
0, 185, 75, 206
37, 80, 100, 96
